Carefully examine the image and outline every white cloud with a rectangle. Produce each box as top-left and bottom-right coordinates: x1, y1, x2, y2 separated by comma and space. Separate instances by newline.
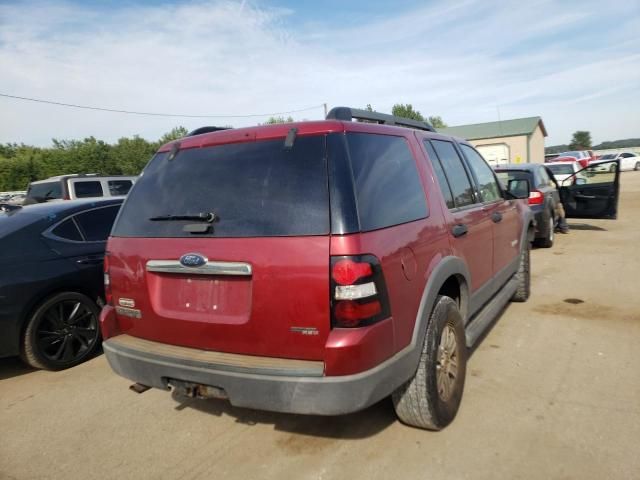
0, 0, 638, 146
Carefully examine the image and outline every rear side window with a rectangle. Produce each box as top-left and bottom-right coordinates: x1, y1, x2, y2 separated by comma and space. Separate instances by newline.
27, 182, 62, 202
430, 140, 476, 208
74, 206, 120, 241
73, 181, 104, 198
112, 136, 329, 238
459, 145, 501, 202
108, 180, 133, 196
51, 219, 83, 241
346, 133, 427, 231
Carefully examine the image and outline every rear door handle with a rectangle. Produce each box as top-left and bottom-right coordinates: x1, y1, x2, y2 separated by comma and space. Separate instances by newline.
451, 224, 468, 238
76, 256, 103, 265
491, 212, 503, 223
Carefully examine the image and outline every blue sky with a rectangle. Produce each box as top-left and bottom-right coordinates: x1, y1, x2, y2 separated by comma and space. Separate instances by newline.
0, 0, 638, 147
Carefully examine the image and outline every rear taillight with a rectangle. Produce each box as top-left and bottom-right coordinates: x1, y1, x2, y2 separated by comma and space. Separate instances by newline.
104, 253, 112, 305
528, 190, 544, 205
330, 255, 390, 328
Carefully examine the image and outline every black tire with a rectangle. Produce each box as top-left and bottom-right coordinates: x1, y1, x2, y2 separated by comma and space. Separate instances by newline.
634, 162, 639, 171
392, 296, 467, 430
511, 241, 531, 302
21, 292, 101, 370
534, 210, 554, 248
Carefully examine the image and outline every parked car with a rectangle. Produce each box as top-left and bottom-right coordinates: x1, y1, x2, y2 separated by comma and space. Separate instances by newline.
99, 107, 620, 430
0, 198, 123, 369
593, 152, 640, 172
552, 151, 592, 168
23, 174, 136, 205
7, 193, 26, 205
494, 163, 560, 248
545, 161, 585, 185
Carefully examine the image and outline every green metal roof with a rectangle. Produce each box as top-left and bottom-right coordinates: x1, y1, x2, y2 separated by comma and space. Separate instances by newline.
437, 116, 547, 140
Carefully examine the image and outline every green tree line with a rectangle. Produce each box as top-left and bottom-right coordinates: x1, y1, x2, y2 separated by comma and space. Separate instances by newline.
0, 127, 188, 191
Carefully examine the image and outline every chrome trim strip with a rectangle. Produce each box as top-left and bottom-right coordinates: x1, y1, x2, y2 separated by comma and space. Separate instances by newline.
146, 260, 252, 276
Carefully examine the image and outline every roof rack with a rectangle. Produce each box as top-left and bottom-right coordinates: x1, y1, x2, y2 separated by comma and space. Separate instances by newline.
187, 126, 232, 137
326, 106, 435, 132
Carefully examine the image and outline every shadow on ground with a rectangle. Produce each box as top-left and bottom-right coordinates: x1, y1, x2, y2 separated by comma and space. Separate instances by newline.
567, 223, 607, 231
171, 391, 397, 440
0, 356, 36, 381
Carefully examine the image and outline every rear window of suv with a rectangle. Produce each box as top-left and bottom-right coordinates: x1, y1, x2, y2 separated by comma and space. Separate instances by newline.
26, 182, 62, 202
112, 136, 329, 238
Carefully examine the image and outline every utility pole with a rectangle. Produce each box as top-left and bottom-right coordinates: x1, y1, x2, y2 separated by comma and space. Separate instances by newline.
323, 103, 328, 118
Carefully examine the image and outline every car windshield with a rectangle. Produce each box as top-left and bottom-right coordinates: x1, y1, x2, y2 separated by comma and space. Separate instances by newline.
495, 170, 532, 187
547, 164, 574, 175
560, 151, 582, 159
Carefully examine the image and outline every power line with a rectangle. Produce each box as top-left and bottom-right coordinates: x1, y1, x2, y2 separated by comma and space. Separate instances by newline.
0, 93, 324, 119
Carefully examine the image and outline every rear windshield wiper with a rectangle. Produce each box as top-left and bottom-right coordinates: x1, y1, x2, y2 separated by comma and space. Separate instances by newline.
149, 212, 217, 223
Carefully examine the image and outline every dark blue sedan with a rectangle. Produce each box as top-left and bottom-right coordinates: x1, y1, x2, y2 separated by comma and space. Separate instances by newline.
0, 198, 122, 370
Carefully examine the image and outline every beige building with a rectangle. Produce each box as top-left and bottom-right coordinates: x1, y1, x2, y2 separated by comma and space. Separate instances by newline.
438, 117, 547, 166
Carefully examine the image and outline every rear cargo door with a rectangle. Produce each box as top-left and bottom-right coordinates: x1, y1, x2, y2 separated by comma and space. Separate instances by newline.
108, 135, 331, 361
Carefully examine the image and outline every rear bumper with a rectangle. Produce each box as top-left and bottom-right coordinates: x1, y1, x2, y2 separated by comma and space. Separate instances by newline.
103, 332, 413, 416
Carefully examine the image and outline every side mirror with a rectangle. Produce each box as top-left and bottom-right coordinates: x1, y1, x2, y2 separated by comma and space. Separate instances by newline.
506, 178, 530, 199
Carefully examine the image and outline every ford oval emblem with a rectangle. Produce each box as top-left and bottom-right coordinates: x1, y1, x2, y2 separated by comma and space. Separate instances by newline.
179, 253, 208, 268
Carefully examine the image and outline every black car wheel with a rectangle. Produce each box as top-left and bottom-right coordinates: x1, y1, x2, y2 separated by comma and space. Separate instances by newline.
21, 292, 101, 370
535, 210, 555, 248
635, 162, 639, 171
511, 240, 531, 302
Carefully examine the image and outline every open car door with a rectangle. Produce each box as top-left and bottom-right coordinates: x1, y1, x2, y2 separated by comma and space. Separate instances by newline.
556, 159, 620, 219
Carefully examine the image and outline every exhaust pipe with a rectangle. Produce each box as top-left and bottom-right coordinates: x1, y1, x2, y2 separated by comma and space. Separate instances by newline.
129, 383, 151, 394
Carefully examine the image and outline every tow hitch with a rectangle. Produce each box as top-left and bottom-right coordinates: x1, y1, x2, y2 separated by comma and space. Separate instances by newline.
167, 379, 229, 400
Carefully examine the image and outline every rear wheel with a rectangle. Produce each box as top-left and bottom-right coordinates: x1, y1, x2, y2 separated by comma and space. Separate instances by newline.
21, 292, 101, 370
534, 210, 554, 248
511, 241, 531, 302
635, 162, 639, 171
392, 296, 467, 430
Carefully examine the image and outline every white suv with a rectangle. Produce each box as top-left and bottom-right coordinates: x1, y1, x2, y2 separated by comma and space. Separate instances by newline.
24, 174, 137, 204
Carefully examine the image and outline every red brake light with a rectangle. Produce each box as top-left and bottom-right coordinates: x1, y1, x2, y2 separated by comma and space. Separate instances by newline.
334, 300, 382, 327
330, 255, 390, 328
332, 259, 373, 285
528, 190, 544, 205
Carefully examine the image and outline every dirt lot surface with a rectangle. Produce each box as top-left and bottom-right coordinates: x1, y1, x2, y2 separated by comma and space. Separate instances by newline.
2, 173, 639, 480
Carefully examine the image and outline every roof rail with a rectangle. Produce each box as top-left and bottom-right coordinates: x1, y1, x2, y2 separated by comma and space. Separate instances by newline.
326, 106, 435, 132
187, 126, 232, 137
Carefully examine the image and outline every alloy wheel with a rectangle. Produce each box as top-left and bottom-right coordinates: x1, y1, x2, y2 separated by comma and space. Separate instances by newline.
35, 300, 99, 364
436, 323, 459, 402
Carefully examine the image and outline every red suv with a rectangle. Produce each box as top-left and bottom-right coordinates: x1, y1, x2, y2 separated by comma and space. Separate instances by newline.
100, 107, 536, 430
